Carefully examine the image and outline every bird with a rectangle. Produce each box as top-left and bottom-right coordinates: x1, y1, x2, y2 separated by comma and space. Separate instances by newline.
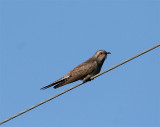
40, 50, 111, 90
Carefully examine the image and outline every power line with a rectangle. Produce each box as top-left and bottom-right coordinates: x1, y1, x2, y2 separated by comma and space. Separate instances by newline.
0, 43, 159, 125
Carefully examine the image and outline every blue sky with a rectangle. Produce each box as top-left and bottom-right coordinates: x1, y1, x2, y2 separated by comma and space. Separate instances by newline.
0, 0, 160, 127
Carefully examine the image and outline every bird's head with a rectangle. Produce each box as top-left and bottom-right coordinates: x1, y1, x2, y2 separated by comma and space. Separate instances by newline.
94, 50, 111, 63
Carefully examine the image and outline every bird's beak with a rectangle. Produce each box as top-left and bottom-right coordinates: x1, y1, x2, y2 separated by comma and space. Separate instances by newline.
106, 52, 111, 54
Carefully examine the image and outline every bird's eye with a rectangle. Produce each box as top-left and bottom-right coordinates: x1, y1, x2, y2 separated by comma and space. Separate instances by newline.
100, 52, 103, 54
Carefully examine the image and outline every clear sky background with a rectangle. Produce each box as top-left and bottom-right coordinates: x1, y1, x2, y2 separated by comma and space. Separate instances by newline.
0, 0, 160, 127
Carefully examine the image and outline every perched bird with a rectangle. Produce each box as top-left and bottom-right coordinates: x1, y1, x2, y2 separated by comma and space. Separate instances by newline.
41, 50, 111, 90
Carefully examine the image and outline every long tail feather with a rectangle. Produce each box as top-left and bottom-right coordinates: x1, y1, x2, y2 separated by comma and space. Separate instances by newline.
40, 77, 66, 90
54, 83, 64, 89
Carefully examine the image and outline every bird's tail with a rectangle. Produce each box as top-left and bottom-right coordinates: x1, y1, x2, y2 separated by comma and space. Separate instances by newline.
40, 76, 67, 90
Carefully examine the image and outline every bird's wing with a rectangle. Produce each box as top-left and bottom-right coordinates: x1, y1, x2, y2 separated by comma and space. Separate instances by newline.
54, 58, 97, 89
71, 58, 97, 79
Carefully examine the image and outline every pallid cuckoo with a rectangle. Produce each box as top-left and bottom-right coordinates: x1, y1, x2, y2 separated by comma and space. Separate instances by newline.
41, 50, 110, 90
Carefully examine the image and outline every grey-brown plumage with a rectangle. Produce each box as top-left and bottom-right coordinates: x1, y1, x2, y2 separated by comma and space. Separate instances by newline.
41, 50, 111, 90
